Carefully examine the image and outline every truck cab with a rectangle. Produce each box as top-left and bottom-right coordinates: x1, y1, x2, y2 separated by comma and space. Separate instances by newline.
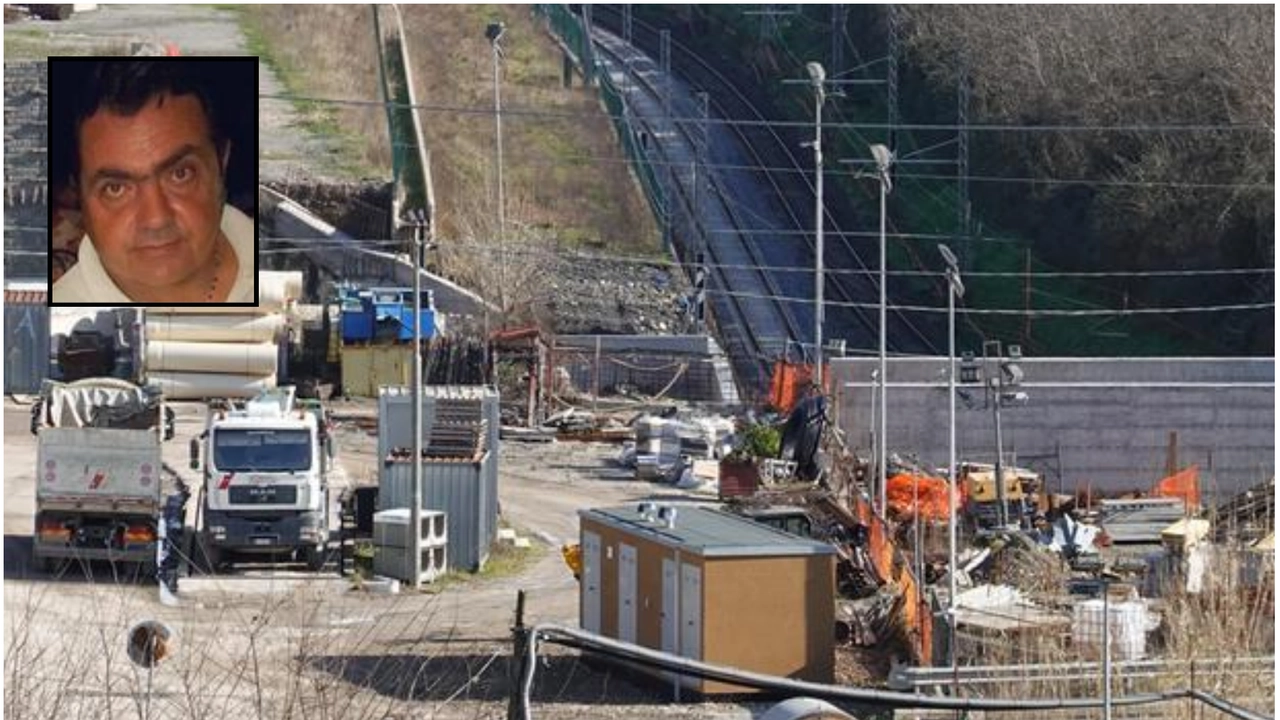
194, 387, 332, 570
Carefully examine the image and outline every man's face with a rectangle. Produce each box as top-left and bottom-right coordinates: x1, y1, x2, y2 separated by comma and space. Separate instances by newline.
77, 93, 227, 296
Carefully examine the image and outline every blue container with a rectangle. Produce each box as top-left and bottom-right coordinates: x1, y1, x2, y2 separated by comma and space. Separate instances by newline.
341, 286, 435, 343
340, 294, 374, 343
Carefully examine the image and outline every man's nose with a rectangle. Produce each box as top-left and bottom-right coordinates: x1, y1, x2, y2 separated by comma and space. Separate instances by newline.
136, 178, 176, 229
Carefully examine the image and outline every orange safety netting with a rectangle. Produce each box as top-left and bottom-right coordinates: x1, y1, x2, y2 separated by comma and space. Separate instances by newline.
1153, 464, 1200, 510
885, 473, 957, 521
851, 490, 933, 665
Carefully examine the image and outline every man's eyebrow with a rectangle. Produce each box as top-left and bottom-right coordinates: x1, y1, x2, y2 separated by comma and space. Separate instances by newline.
86, 144, 202, 185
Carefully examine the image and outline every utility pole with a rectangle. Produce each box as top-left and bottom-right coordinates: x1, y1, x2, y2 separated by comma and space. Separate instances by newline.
886, 5, 900, 151
957, 51, 971, 269
744, 5, 791, 43
939, 244, 964, 673
1023, 248, 1032, 345
981, 340, 1026, 529
486, 22, 508, 318
660, 29, 673, 253
409, 208, 428, 589
830, 5, 847, 79
694, 91, 709, 272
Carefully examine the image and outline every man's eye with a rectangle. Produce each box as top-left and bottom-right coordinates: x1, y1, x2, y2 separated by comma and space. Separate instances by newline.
170, 165, 196, 183
100, 182, 129, 200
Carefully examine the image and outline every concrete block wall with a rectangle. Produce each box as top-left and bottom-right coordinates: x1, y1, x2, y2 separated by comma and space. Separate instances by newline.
830, 357, 1274, 498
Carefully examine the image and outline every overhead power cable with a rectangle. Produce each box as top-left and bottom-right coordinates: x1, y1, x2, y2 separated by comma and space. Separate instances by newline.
255, 235, 1276, 280
258, 91, 1272, 134
706, 286, 1273, 317
374, 139, 1270, 191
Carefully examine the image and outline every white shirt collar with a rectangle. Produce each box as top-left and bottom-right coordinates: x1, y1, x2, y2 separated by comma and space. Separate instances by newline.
52, 204, 256, 305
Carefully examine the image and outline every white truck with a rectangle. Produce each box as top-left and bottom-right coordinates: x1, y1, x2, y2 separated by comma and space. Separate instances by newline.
191, 386, 333, 570
32, 378, 176, 574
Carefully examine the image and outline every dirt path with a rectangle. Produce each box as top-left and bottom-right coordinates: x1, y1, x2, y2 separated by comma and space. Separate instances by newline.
4, 398, 758, 718
10, 4, 338, 183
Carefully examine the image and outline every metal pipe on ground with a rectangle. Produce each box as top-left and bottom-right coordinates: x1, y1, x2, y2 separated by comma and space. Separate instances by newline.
515, 623, 1243, 719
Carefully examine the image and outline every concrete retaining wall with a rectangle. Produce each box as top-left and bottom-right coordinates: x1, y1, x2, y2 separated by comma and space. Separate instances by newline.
830, 357, 1274, 498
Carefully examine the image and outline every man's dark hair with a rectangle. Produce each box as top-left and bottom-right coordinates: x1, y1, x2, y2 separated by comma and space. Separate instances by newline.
68, 60, 226, 184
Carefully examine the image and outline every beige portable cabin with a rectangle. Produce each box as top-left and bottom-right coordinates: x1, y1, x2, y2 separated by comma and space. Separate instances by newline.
578, 503, 835, 694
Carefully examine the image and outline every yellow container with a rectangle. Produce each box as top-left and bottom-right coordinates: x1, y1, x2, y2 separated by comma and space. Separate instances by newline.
341, 345, 414, 398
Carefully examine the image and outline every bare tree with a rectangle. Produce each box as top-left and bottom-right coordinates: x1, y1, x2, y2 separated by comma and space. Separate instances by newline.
899, 5, 1273, 269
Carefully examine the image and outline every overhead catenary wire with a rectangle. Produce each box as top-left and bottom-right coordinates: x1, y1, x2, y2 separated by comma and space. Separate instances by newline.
251, 236, 1276, 280
258, 91, 1271, 134
371, 138, 1270, 191
705, 286, 1273, 317
257, 238, 1280, 316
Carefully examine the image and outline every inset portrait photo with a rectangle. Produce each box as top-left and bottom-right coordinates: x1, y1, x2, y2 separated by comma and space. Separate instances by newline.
48, 57, 259, 307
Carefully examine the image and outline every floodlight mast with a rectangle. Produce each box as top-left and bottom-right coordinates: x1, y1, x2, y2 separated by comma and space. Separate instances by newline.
807, 62, 827, 387
870, 143, 893, 514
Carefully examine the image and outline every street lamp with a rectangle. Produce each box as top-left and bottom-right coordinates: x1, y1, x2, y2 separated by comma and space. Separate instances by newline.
870, 143, 893, 514
938, 242, 964, 668
806, 62, 826, 387
486, 21, 507, 316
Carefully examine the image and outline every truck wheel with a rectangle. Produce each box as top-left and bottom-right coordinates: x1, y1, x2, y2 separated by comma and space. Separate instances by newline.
303, 545, 326, 572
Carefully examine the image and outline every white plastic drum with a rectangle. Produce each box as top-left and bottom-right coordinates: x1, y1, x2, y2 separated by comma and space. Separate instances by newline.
147, 372, 277, 400
259, 270, 303, 311
146, 341, 278, 375
145, 314, 284, 343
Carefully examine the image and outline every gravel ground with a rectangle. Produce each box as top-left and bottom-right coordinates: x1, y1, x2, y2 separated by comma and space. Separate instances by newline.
3, 399, 777, 719
545, 255, 693, 335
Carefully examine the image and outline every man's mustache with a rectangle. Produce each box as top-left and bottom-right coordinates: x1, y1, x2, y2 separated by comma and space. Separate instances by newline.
134, 226, 184, 248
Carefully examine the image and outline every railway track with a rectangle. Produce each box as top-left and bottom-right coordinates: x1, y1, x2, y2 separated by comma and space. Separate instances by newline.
592, 29, 804, 393
591, 7, 938, 357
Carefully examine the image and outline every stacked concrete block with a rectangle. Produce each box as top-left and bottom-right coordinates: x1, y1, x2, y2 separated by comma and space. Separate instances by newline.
372, 507, 448, 584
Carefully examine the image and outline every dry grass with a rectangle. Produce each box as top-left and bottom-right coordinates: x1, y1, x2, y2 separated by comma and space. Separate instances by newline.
240, 5, 389, 178
246, 4, 660, 278
2, 537, 539, 719
1, 563, 675, 719
943, 547, 1274, 720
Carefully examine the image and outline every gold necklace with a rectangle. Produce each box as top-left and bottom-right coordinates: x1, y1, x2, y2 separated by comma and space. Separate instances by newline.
205, 243, 222, 302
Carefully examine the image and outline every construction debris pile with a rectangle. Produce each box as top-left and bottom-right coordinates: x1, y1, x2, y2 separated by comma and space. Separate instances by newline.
548, 381, 1273, 709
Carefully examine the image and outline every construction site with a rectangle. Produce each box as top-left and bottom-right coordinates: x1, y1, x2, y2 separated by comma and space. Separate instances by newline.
3, 4, 1275, 720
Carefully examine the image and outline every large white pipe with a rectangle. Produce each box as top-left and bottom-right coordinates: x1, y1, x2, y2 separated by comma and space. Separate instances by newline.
148, 270, 302, 314
147, 371, 277, 400
146, 340, 278, 375
145, 314, 284, 343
